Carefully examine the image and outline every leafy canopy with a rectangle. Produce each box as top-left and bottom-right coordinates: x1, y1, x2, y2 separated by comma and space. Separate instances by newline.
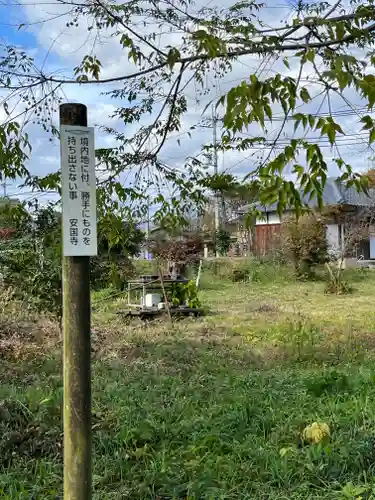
0, 0, 375, 220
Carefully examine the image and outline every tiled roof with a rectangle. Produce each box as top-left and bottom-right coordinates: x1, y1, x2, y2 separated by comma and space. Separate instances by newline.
237, 177, 375, 214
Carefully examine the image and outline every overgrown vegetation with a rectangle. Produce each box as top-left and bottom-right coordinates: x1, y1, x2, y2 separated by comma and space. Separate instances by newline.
213, 257, 293, 284
215, 228, 232, 256
282, 215, 329, 279
0, 1, 375, 227
2, 261, 375, 498
151, 235, 203, 277
170, 280, 201, 308
0, 204, 144, 316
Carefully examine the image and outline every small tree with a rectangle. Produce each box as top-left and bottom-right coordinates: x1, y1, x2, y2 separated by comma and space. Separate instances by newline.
150, 235, 203, 277
282, 214, 328, 278
325, 206, 375, 294
215, 229, 232, 256
91, 215, 145, 290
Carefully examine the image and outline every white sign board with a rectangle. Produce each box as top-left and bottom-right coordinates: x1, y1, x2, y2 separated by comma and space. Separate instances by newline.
61, 125, 97, 256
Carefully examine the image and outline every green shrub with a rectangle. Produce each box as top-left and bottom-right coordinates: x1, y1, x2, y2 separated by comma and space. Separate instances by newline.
215, 229, 232, 256
0, 203, 146, 316
169, 280, 201, 308
282, 214, 329, 278
231, 266, 250, 282
90, 256, 135, 290
324, 278, 354, 295
0, 238, 62, 317
228, 259, 293, 284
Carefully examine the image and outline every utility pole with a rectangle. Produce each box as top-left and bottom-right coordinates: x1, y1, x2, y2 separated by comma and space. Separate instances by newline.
145, 167, 151, 260
212, 105, 220, 257
144, 197, 151, 259
60, 103, 96, 500
1, 179, 8, 198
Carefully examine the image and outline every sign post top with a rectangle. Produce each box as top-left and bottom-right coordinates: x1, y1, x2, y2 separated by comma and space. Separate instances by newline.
60, 103, 88, 127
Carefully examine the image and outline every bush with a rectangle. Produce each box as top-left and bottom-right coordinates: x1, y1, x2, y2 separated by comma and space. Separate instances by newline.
229, 261, 260, 282
231, 266, 250, 282
324, 263, 354, 295
0, 238, 62, 317
151, 235, 203, 276
227, 259, 293, 284
169, 280, 201, 308
215, 229, 232, 256
0, 204, 146, 316
90, 256, 135, 290
282, 214, 328, 278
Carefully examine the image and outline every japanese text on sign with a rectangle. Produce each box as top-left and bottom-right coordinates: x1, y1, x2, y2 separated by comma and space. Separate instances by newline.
61, 125, 97, 256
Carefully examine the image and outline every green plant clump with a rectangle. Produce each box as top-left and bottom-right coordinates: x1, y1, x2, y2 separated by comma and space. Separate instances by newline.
215, 229, 232, 256
282, 215, 329, 279
170, 280, 201, 308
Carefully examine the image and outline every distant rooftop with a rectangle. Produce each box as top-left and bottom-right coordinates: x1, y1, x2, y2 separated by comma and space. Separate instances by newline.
0, 197, 20, 206
237, 177, 375, 214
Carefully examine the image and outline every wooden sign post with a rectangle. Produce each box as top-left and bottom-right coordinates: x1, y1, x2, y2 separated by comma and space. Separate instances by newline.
60, 103, 97, 500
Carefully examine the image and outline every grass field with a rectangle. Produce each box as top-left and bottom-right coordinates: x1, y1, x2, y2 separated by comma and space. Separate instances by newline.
2, 261, 375, 498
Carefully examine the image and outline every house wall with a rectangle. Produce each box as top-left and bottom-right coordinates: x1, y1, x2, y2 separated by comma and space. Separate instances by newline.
255, 210, 292, 225
326, 224, 340, 252
255, 224, 281, 256
268, 213, 281, 224
253, 211, 343, 256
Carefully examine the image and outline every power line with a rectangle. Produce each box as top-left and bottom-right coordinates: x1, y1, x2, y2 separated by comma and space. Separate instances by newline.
239, 131, 369, 142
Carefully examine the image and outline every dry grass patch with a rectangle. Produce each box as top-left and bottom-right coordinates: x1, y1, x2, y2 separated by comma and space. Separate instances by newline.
0, 292, 59, 361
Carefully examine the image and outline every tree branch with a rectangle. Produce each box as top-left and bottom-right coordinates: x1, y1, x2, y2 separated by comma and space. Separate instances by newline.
323, 0, 342, 20
5, 23, 375, 88
92, 0, 168, 59
255, 52, 306, 174
153, 63, 186, 157
257, 7, 375, 34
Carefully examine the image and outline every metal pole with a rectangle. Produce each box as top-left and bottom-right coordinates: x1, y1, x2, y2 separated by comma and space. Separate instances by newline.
212, 105, 220, 257
60, 103, 92, 500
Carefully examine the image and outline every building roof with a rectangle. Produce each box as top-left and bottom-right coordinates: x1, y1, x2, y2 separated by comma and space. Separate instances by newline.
237, 177, 375, 214
0, 197, 20, 207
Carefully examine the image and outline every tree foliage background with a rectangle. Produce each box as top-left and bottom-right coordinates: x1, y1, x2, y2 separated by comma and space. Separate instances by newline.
0, 0, 374, 228
0, 202, 144, 316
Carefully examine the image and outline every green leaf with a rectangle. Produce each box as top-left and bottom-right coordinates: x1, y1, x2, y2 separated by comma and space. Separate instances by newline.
300, 88, 310, 104
281, 99, 288, 115
316, 117, 326, 131
369, 128, 375, 145
326, 124, 335, 145
361, 115, 374, 130
283, 58, 290, 69
254, 103, 265, 127
166, 47, 181, 70
360, 75, 375, 108
293, 164, 304, 176
306, 49, 315, 63
293, 113, 304, 132
264, 104, 272, 121
337, 71, 350, 90
336, 22, 345, 40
